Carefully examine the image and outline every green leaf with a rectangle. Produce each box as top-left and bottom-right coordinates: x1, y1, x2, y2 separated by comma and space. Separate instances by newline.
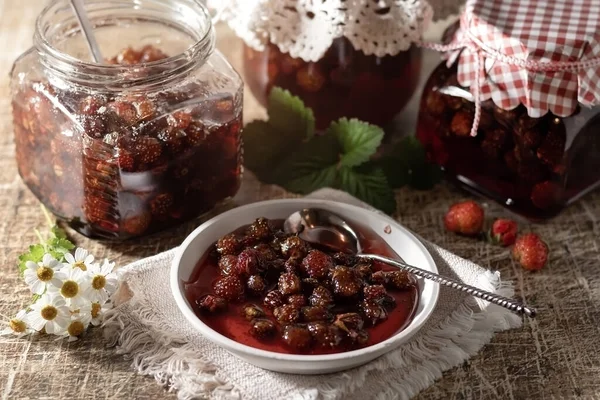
335, 166, 396, 214
268, 87, 315, 140
18, 244, 45, 274
242, 121, 285, 176
409, 163, 443, 190
391, 136, 427, 167
242, 89, 316, 177
377, 135, 442, 190
50, 225, 68, 239
48, 237, 75, 252
328, 118, 384, 168
378, 156, 411, 189
268, 133, 341, 192
286, 166, 338, 194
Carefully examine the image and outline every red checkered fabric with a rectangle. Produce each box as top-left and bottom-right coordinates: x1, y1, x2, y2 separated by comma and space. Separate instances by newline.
445, 0, 600, 118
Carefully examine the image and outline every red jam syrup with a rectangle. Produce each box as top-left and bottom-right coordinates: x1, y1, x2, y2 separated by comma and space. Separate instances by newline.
184, 218, 418, 355
243, 39, 422, 130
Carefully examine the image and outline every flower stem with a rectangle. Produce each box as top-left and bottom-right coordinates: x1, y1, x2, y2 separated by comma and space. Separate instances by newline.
40, 205, 54, 229
34, 229, 45, 248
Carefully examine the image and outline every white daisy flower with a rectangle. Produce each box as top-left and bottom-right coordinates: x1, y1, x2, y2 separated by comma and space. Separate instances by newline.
84, 260, 118, 304
90, 301, 112, 326
28, 293, 70, 334
57, 309, 92, 342
24, 254, 66, 295
0, 310, 33, 337
63, 248, 94, 271
48, 267, 90, 308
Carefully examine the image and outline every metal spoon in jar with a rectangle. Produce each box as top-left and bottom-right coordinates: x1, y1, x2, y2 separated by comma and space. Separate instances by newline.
69, 0, 104, 63
283, 208, 537, 318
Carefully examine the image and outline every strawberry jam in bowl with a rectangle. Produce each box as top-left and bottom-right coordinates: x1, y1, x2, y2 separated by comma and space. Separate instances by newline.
171, 199, 439, 374
10, 0, 243, 240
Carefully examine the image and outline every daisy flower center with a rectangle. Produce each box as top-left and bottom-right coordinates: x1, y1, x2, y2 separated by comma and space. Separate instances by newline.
92, 275, 106, 290
36, 266, 54, 282
67, 321, 85, 337
74, 261, 87, 271
61, 280, 79, 298
41, 305, 58, 320
91, 303, 101, 319
9, 319, 26, 333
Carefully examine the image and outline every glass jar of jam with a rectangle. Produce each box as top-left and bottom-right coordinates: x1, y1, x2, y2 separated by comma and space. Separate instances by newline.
11, 0, 243, 239
416, 1, 600, 220
243, 39, 422, 130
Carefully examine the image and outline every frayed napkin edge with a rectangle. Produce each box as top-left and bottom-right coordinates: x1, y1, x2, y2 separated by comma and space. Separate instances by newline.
103, 258, 522, 400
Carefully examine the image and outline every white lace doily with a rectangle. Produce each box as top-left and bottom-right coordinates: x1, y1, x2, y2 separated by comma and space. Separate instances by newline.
208, 0, 433, 61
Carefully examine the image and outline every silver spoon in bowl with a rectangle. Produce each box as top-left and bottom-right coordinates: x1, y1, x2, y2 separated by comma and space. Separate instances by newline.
283, 208, 537, 318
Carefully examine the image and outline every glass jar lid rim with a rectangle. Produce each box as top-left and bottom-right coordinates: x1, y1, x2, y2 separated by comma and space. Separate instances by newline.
34, 0, 215, 82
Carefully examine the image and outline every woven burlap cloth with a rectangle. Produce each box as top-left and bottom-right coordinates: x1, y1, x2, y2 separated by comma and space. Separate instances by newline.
103, 177, 522, 400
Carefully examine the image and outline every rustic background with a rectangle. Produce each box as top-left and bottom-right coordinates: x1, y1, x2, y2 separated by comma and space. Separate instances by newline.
1, 1, 600, 399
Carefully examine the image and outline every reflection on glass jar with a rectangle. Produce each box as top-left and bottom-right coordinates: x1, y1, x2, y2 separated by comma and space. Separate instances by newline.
417, 62, 600, 220
11, 0, 243, 240
243, 38, 422, 130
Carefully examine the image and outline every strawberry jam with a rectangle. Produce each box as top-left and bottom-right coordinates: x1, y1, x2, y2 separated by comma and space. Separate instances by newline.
243, 38, 422, 130
184, 218, 418, 355
417, 62, 600, 220
11, 45, 243, 239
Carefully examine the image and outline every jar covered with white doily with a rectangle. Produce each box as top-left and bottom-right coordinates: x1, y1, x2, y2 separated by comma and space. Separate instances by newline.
209, 0, 433, 130
416, 0, 600, 220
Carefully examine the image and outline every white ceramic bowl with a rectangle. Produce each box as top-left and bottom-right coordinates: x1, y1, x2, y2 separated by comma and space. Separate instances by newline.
170, 199, 439, 374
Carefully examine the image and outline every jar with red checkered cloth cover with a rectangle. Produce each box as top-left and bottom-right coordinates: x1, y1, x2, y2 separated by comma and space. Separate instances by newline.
417, 0, 600, 220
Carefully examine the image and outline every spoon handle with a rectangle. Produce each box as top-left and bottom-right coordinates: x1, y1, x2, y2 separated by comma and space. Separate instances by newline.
358, 254, 536, 318
69, 0, 104, 63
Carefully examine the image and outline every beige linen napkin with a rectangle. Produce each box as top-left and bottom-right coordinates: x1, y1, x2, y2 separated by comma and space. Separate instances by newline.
104, 188, 522, 400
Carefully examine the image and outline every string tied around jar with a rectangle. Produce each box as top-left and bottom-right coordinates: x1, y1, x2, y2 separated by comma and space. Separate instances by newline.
419, 16, 600, 137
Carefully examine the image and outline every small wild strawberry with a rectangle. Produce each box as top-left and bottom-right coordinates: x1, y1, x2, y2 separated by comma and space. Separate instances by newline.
444, 200, 484, 236
296, 65, 325, 92
149, 192, 174, 217
513, 233, 548, 271
488, 219, 518, 247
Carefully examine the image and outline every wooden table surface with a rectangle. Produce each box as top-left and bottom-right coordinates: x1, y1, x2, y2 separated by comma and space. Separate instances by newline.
1, 2, 599, 399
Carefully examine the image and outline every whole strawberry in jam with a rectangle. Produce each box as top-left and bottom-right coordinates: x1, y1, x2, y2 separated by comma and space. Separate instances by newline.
513, 233, 548, 271
444, 201, 484, 236
530, 181, 564, 210
488, 219, 518, 247
213, 276, 245, 302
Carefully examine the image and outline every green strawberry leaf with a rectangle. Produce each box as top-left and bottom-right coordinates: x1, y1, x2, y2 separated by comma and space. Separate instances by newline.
268, 133, 340, 191
243, 89, 315, 176
378, 135, 442, 190
336, 165, 396, 214
409, 163, 443, 190
268, 87, 315, 140
329, 118, 384, 168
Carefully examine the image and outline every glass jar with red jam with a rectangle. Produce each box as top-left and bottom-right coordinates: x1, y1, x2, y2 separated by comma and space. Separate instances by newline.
209, 0, 431, 130
11, 0, 243, 239
243, 40, 422, 130
416, 1, 600, 220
